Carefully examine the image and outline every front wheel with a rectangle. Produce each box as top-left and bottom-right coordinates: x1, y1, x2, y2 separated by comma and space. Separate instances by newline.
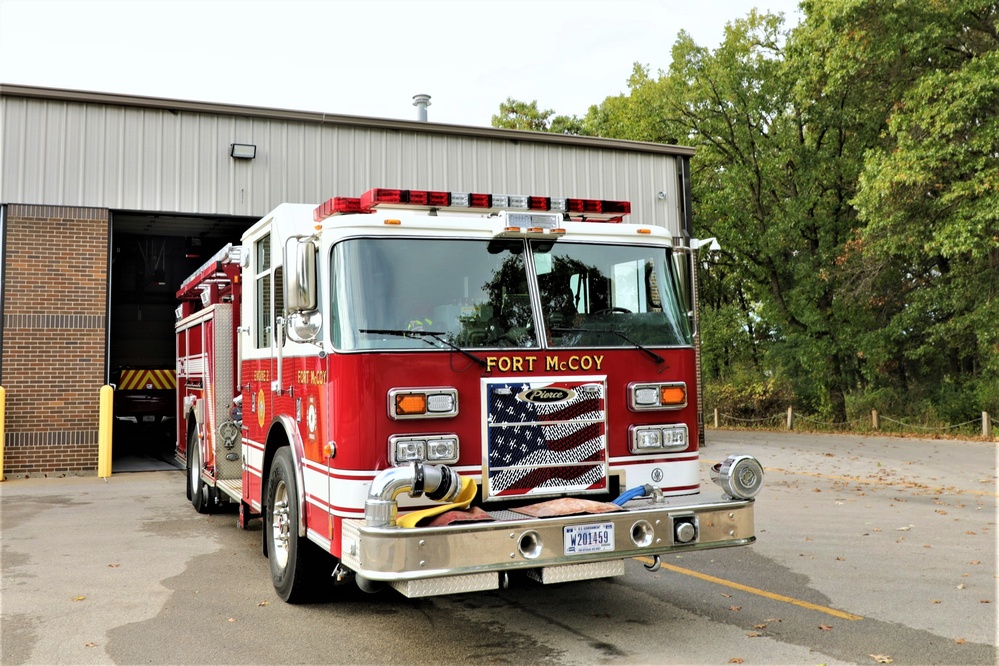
266, 448, 333, 603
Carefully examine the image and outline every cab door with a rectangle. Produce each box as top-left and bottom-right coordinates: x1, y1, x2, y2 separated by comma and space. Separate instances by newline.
243, 230, 280, 505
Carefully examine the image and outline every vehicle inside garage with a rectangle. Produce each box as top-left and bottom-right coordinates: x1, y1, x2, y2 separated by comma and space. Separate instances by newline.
109, 212, 254, 470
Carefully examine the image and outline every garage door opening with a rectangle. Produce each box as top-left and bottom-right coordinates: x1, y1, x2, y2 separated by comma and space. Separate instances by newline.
110, 211, 255, 472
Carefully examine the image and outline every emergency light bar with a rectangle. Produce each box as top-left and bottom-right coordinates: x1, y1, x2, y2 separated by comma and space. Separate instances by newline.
313, 188, 631, 223
495, 211, 566, 239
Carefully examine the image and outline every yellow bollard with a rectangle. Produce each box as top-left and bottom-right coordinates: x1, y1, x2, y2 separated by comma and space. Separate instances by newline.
98, 385, 114, 478
0, 386, 6, 482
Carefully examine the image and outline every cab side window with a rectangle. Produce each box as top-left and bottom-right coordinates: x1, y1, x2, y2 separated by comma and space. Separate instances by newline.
255, 235, 272, 349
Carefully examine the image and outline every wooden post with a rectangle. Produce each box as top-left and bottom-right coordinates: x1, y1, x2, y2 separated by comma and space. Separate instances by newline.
984, 412, 992, 439
872, 409, 880, 430
714, 408, 719, 429
787, 406, 794, 430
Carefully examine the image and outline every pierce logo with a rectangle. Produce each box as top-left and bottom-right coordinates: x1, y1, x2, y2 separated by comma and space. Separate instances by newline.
516, 387, 575, 404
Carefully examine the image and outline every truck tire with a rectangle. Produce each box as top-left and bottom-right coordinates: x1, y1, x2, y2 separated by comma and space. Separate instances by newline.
185, 431, 194, 502
189, 429, 216, 514
266, 447, 325, 603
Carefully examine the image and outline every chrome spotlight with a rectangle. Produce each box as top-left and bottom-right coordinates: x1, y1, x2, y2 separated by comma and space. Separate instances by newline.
712, 455, 764, 499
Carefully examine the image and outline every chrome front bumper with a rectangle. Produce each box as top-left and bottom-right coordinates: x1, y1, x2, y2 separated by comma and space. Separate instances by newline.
340, 493, 755, 596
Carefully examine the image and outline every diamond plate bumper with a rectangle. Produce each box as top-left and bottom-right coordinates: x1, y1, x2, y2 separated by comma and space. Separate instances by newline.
341, 493, 754, 588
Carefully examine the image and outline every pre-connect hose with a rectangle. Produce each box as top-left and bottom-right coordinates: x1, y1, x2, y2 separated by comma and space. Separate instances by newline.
612, 483, 653, 506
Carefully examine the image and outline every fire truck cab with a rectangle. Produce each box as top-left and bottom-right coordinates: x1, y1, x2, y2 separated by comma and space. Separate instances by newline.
175, 188, 763, 602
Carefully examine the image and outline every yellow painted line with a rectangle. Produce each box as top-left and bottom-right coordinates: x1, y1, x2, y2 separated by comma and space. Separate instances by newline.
702, 459, 998, 498
636, 557, 864, 621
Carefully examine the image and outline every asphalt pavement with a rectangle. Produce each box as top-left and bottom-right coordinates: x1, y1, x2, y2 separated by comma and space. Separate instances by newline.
1, 431, 995, 665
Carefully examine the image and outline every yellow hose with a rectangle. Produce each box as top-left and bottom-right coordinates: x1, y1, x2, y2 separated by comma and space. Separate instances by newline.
397, 476, 477, 528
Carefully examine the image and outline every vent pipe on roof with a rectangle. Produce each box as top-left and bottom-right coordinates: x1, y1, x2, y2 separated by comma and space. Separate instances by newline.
412, 94, 431, 122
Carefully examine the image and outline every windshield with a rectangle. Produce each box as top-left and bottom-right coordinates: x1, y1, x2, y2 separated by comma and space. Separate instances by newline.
535, 241, 692, 348
330, 237, 691, 351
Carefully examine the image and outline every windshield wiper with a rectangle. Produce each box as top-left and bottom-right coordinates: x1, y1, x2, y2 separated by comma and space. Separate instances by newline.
358, 329, 487, 368
551, 326, 665, 365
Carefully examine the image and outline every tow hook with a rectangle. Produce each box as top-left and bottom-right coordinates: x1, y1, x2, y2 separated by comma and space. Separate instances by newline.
644, 555, 662, 572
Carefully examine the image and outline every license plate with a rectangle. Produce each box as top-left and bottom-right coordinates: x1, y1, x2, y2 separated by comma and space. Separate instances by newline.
563, 522, 615, 555
142, 415, 156, 423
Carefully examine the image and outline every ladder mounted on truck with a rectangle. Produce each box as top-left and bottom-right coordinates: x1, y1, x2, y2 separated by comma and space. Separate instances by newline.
175, 244, 243, 317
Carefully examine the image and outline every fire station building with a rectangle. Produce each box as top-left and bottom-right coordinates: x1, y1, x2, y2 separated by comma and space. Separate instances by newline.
0, 84, 694, 479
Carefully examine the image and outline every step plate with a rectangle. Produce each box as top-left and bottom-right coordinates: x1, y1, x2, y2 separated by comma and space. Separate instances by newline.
390, 572, 499, 598
527, 559, 626, 585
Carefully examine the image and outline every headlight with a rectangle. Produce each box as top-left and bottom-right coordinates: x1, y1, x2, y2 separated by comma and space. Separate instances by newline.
426, 438, 457, 461
629, 424, 688, 454
390, 434, 459, 465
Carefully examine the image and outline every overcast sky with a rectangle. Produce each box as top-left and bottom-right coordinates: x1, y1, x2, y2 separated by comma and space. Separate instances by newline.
0, 0, 803, 127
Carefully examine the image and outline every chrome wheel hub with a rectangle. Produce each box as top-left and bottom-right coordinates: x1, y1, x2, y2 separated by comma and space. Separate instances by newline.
271, 481, 291, 569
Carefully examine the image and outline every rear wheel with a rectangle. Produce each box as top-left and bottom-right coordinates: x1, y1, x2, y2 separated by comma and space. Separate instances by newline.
266, 447, 336, 603
188, 428, 216, 513
185, 428, 194, 502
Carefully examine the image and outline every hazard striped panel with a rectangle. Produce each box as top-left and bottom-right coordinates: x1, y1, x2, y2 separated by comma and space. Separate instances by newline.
118, 369, 177, 391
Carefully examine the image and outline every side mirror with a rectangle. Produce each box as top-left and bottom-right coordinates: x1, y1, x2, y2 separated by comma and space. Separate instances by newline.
286, 311, 322, 343
671, 245, 694, 316
284, 237, 320, 342
285, 237, 317, 313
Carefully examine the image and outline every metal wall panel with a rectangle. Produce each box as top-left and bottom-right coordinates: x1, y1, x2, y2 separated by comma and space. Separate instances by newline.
1, 90, 689, 235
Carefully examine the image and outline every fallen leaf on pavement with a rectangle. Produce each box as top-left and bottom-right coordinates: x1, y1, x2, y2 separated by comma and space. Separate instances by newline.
746, 632, 763, 638
728, 659, 744, 664
85, 642, 97, 648
869, 654, 892, 663
955, 638, 967, 644
71, 596, 86, 602
819, 624, 833, 631
728, 606, 742, 612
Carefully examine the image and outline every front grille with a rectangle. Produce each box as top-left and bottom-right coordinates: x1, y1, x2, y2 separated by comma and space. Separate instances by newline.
482, 377, 608, 500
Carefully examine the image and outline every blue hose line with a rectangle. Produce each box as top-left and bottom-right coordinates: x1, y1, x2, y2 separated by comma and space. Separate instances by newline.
612, 484, 652, 506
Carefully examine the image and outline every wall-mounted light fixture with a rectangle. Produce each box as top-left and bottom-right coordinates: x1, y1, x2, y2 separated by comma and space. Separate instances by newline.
229, 143, 256, 159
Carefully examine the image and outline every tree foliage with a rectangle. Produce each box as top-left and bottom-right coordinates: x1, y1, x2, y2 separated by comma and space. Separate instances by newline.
491, 98, 584, 134
850, 2, 999, 414
493, 0, 999, 421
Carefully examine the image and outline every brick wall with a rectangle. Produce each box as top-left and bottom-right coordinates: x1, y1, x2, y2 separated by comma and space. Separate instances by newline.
2, 204, 109, 478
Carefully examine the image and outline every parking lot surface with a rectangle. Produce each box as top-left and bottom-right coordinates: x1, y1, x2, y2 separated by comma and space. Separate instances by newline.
1, 431, 995, 664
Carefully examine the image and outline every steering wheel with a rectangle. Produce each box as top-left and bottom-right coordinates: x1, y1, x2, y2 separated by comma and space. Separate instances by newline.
595, 307, 632, 314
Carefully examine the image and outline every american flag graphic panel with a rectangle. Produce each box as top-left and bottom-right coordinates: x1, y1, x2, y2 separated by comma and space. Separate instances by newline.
483, 377, 608, 499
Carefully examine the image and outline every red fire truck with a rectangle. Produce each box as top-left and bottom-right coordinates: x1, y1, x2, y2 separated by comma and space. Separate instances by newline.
174, 187, 763, 603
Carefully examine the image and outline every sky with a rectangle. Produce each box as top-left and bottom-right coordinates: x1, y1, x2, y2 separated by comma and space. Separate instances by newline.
0, 0, 803, 127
